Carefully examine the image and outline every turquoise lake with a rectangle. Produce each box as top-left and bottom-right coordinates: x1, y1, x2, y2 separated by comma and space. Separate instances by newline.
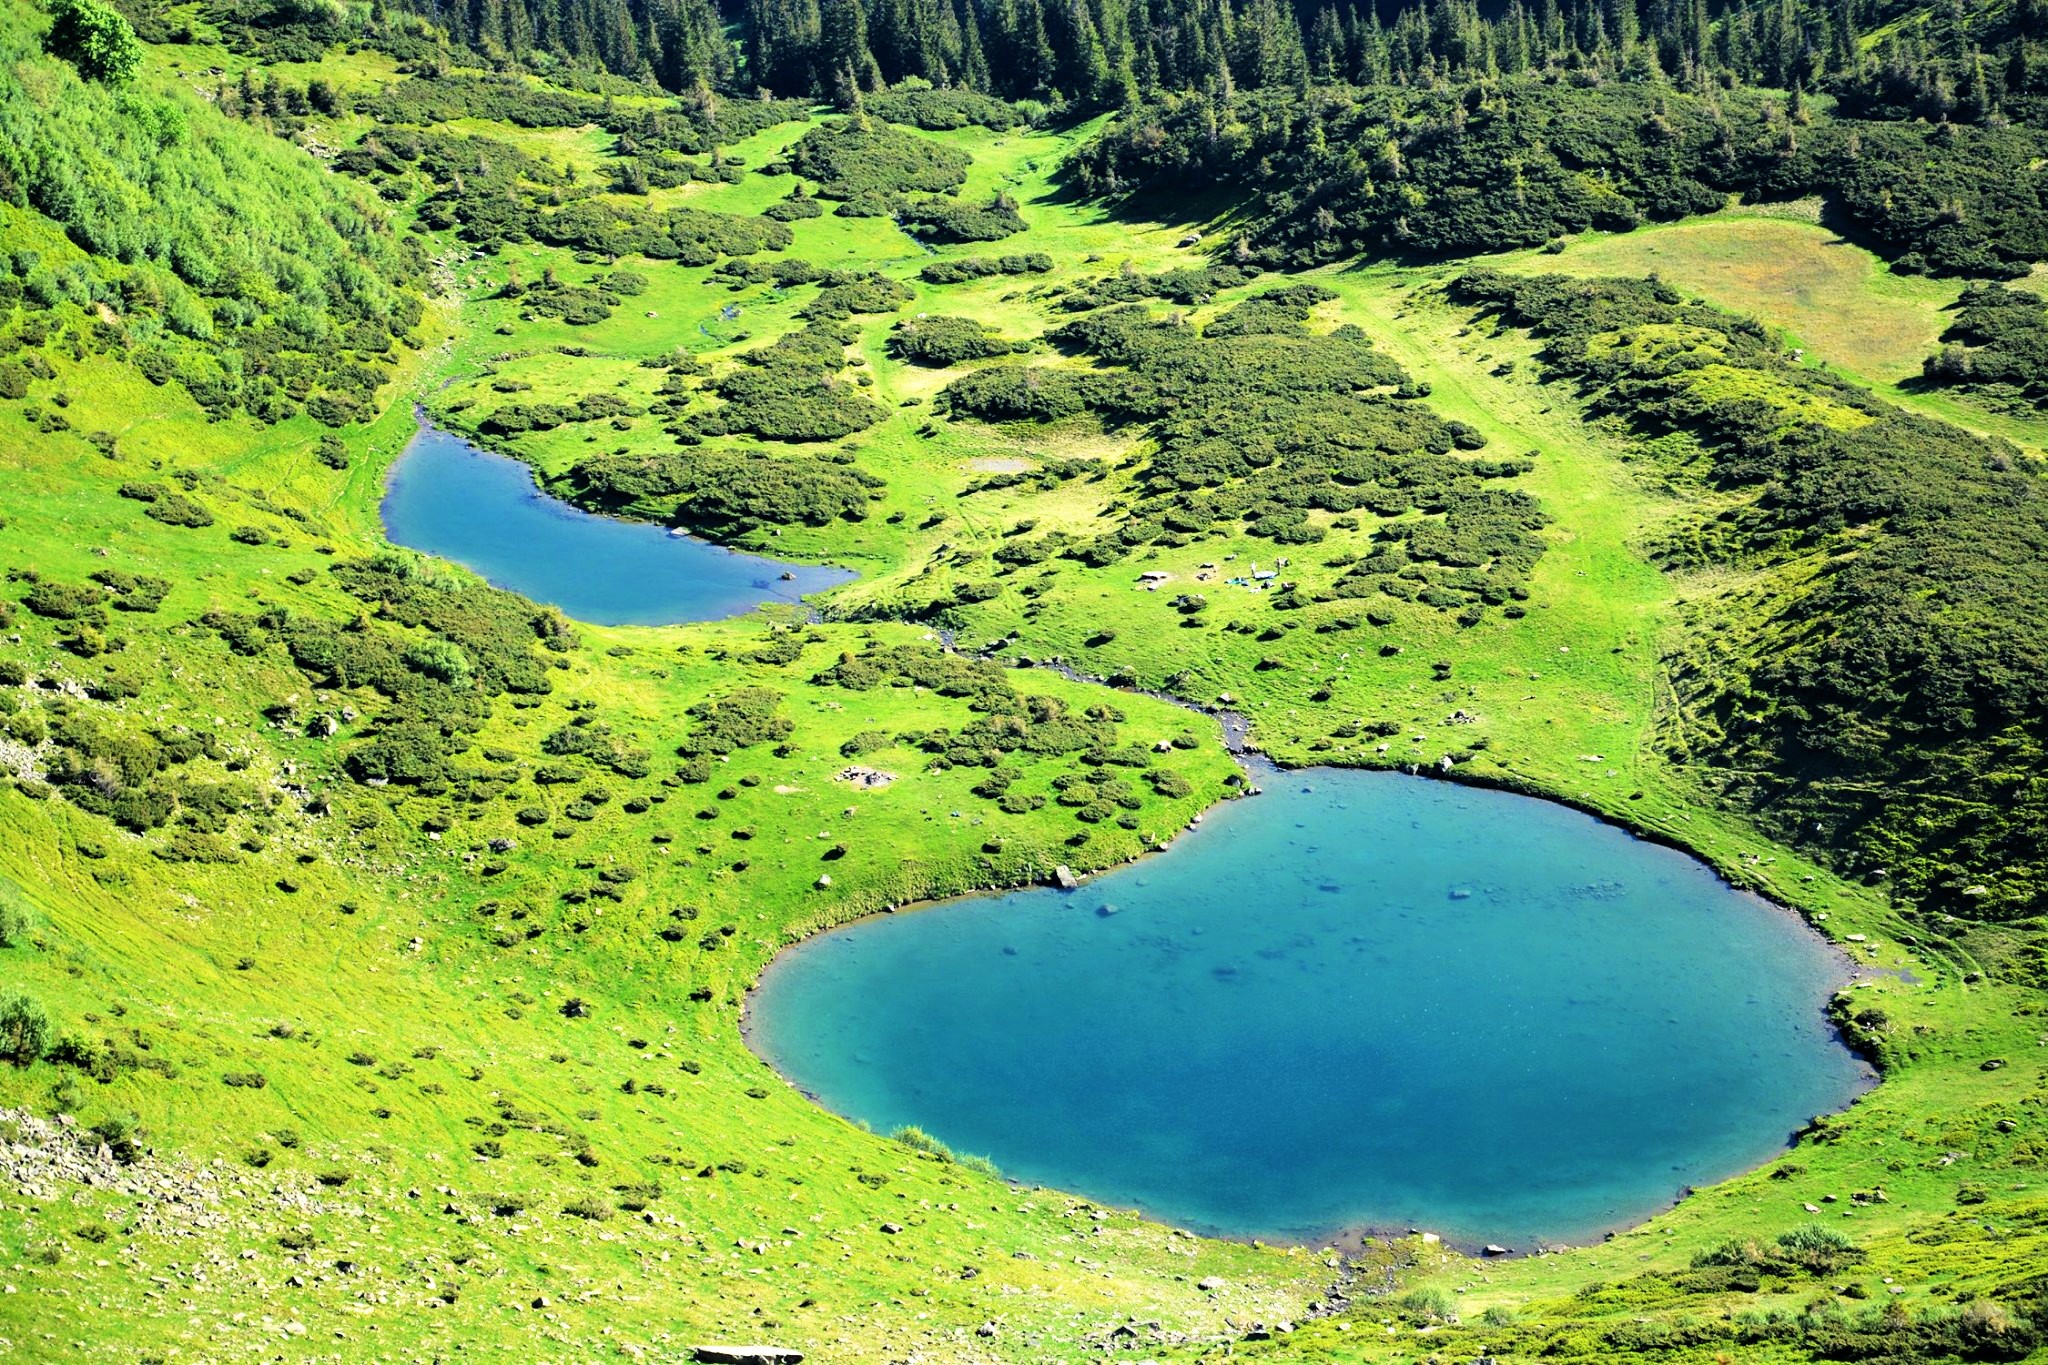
381, 422, 853, 626
749, 769, 1871, 1247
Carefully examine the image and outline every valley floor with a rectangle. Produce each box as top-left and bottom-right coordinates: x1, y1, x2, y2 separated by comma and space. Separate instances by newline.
1, 28, 2046, 1365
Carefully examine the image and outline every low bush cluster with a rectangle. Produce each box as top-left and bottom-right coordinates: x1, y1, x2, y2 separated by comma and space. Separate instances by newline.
337, 125, 791, 266
811, 643, 1201, 826
886, 315, 1027, 366
899, 193, 1027, 243
654, 322, 890, 447
1922, 283, 2048, 411
943, 286, 1546, 615
783, 116, 970, 198
190, 554, 582, 792
864, 89, 1024, 131
919, 253, 1054, 285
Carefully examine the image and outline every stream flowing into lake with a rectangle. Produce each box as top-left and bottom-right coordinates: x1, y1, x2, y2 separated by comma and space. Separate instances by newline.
749, 768, 1872, 1248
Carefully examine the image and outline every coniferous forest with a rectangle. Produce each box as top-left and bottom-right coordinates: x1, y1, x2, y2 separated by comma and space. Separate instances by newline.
207, 0, 2048, 114
195, 0, 2048, 117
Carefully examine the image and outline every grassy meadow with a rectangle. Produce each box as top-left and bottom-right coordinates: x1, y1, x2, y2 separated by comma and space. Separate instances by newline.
1486, 212, 2048, 458
2, 26, 2046, 1365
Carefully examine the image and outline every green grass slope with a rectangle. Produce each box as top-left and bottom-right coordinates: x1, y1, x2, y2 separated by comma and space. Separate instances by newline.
1, 7, 2046, 1363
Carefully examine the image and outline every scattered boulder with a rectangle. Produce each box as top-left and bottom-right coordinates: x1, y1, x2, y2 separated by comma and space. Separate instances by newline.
691, 1349, 803, 1365
1053, 865, 1080, 890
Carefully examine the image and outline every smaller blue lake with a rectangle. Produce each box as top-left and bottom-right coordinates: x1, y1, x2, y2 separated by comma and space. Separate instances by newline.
381, 421, 854, 626
749, 770, 1871, 1248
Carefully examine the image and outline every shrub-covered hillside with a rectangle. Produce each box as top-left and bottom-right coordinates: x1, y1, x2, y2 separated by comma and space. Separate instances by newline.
1073, 78, 2048, 278
3, 0, 2048, 1359
0, 0, 421, 426
1454, 268, 2048, 927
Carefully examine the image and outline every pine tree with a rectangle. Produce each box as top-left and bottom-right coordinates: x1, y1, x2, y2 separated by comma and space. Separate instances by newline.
959, 0, 993, 90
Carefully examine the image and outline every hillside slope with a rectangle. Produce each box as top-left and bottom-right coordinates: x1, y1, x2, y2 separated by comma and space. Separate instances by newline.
1, 1, 2046, 1361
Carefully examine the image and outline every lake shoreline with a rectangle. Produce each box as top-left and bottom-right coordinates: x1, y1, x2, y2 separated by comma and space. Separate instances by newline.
383, 411, 858, 624
1005, 650, 1874, 985
742, 751, 1878, 1261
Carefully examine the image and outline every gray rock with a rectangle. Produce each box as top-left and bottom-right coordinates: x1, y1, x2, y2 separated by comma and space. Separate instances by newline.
691, 1349, 804, 1364
1053, 865, 1079, 890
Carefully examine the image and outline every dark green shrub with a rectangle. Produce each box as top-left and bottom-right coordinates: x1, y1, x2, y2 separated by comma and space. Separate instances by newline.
88, 570, 168, 611
87, 1112, 142, 1163
887, 316, 1025, 366
0, 989, 50, 1065
900, 193, 1027, 243
799, 274, 914, 321
22, 580, 106, 621
144, 495, 214, 528
865, 89, 1022, 131
787, 119, 969, 198
0, 898, 31, 947
45, 0, 143, 85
